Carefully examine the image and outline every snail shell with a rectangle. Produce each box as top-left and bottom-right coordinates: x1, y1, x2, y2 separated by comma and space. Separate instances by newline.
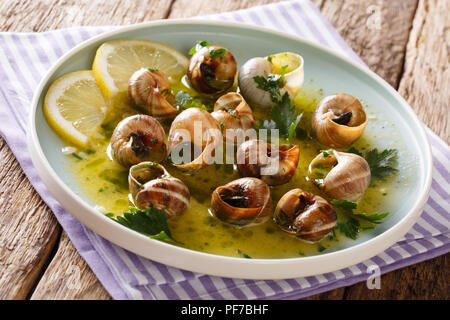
308, 150, 371, 201
274, 189, 337, 242
110, 115, 167, 168
238, 52, 304, 108
128, 68, 178, 118
211, 92, 255, 145
236, 139, 300, 186
168, 108, 222, 172
311, 93, 367, 148
187, 45, 237, 94
211, 177, 272, 227
129, 162, 190, 218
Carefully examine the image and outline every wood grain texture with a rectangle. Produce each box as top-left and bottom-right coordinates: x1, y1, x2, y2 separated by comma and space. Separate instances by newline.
0, 139, 60, 299
168, 0, 279, 18
344, 254, 449, 299
0, 0, 174, 32
312, 0, 418, 88
30, 232, 112, 300
397, 0, 450, 143
0, 0, 447, 300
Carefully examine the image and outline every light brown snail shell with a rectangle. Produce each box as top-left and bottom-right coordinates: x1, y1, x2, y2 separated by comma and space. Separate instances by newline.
128, 68, 178, 118
211, 92, 255, 145
308, 150, 371, 201
211, 177, 272, 227
167, 108, 222, 172
311, 93, 367, 148
187, 45, 237, 94
236, 139, 300, 186
129, 162, 190, 218
110, 115, 167, 168
273, 189, 337, 242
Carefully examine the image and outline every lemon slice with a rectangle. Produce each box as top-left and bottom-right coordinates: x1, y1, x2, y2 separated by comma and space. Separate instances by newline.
92, 39, 189, 110
43, 70, 106, 148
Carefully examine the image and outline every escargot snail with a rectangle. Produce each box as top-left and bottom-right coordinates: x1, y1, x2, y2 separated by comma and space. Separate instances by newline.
308, 150, 371, 201
167, 108, 222, 172
236, 139, 300, 186
187, 45, 237, 94
128, 68, 178, 118
211, 177, 272, 227
238, 52, 304, 108
311, 93, 367, 148
129, 162, 190, 218
274, 189, 337, 242
211, 92, 255, 145
110, 114, 167, 168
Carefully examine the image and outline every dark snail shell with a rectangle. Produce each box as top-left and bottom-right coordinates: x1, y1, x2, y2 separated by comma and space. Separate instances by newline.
129, 162, 190, 218
211, 177, 272, 227
274, 189, 337, 242
236, 139, 300, 186
308, 150, 371, 201
311, 93, 367, 148
110, 114, 167, 167
187, 45, 237, 94
128, 68, 178, 118
211, 92, 255, 145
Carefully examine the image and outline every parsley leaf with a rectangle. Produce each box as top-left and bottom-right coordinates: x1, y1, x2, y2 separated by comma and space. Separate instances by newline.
147, 67, 158, 72
175, 91, 208, 110
237, 249, 252, 259
337, 217, 361, 240
109, 205, 181, 244
366, 148, 399, 181
209, 48, 227, 59
253, 74, 284, 103
189, 40, 211, 55
346, 147, 398, 181
346, 146, 364, 157
330, 199, 358, 212
331, 200, 390, 239
253, 67, 302, 139
271, 92, 303, 137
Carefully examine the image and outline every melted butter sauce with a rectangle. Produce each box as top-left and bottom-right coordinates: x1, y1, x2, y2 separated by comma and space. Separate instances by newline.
66, 77, 416, 259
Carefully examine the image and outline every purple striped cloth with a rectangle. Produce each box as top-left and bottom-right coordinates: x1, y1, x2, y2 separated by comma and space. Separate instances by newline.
0, 0, 449, 299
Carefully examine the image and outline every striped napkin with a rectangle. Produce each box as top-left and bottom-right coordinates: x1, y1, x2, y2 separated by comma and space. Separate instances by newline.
0, 0, 448, 300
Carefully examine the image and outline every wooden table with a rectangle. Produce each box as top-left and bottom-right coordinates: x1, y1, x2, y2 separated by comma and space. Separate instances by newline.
0, 0, 448, 300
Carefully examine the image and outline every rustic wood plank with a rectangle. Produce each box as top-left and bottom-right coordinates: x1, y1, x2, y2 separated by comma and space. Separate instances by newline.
344, 254, 449, 299
397, 0, 450, 143
312, 0, 418, 88
0, 140, 61, 299
0, 0, 175, 32
168, 0, 280, 18
30, 232, 112, 300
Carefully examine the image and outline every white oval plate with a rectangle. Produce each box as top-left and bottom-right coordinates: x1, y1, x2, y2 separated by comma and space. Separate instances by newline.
27, 20, 432, 279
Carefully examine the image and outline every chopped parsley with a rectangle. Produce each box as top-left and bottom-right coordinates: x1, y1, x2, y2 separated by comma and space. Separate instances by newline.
209, 48, 227, 59
72, 153, 83, 160
320, 149, 334, 157
331, 199, 391, 240
175, 91, 208, 110
253, 66, 302, 139
237, 249, 252, 259
347, 147, 398, 181
147, 67, 158, 72
108, 205, 181, 244
189, 40, 211, 55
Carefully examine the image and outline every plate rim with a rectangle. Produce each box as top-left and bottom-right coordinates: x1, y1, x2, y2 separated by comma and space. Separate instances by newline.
27, 19, 433, 280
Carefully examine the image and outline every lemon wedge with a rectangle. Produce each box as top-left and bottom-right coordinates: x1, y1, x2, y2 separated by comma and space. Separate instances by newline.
43, 70, 106, 148
92, 39, 189, 110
